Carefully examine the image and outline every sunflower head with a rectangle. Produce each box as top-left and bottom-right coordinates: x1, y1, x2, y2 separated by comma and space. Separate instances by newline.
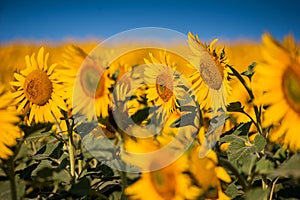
23, 69, 53, 106
188, 32, 231, 112
282, 63, 300, 113
10, 47, 67, 125
124, 137, 200, 200
144, 51, 187, 117
0, 86, 23, 160
188, 32, 227, 89
155, 72, 174, 102
69, 47, 115, 121
254, 33, 300, 151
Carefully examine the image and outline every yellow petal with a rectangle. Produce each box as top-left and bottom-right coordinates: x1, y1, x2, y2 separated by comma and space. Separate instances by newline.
30, 53, 37, 69
216, 166, 231, 183
37, 47, 44, 70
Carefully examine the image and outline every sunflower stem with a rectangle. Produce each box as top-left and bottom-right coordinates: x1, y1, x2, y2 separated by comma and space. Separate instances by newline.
77, 139, 83, 175
262, 174, 268, 189
2, 158, 17, 200
51, 112, 76, 178
269, 176, 279, 200
227, 65, 263, 135
30, 141, 37, 154
219, 157, 248, 192
8, 165, 17, 200
68, 133, 76, 178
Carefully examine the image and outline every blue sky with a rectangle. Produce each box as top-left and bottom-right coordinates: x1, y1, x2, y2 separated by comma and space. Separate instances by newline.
0, 0, 299, 43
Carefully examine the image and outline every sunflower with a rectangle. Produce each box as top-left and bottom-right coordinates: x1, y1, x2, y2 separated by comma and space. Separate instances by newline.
188, 32, 231, 112
62, 45, 115, 121
10, 47, 67, 125
144, 51, 187, 118
0, 86, 23, 160
123, 129, 199, 200
253, 33, 300, 151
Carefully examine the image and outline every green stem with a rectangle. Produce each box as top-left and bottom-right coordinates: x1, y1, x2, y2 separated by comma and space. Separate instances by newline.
219, 157, 248, 192
269, 177, 279, 200
2, 159, 17, 200
77, 140, 83, 176
68, 134, 76, 178
8, 169, 17, 200
31, 141, 37, 154
51, 112, 63, 134
262, 174, 268, 190
111, 160, 127, 199
51, 112, 76, 178
241, 110, 261, 134
227, 65, 263, 135
120, 170, 127, 200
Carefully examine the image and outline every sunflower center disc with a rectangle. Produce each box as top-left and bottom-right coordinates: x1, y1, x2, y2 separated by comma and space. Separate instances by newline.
24, 69, 53, 106
80, 64, 105, 98
156, 73, 173, 102
150, 167, 176, 199
283, 65, 300, 113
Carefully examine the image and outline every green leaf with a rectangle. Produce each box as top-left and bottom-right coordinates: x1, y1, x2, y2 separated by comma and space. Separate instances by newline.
52, 169, 71, 184
254, 134, 267, 152
241, 154, 257, 175
241, 62, 256, 80
76, 121, 98, 138
20, 123, 52, 140
245, 188, 268, 200
82, 134, 116, 161
69, 177, 91, 197
0, 178, 25, 199
16, 163, 39, 180
225, 182, 239, 199
16, 176, 26, 198
169, 113, 197, 128
36, 166, 53, 178
227, 101, 244, 112
109, 191, 122, 200
221, 133, 247, 144
222, 134, 256, 170
49, 141, 64, 159
255, 157, 275, 174
271, 153, 300, 178
131, 107, 150, 125
221, 122, 251, 138
32, 160, 53, 176
274, 146, 287, 161
0, 181, 11, 199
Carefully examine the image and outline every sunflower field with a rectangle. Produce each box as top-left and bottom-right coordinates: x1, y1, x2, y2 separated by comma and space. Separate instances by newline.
0, 29, 300, 200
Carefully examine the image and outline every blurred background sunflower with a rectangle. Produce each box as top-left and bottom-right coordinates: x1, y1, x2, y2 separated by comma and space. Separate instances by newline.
253, 33, 300, 151
0, 86, 23, 160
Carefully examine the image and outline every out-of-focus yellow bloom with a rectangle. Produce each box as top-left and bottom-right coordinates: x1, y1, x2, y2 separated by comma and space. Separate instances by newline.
63, 45, 115, 120
225, 42, 261, 73
188, 32, 231, 112
123, 127, 199, 200
10, 47, 67, 125
126, 154, 199, 200
190, 128, 231, 199
253, 33, 300, 151
0, 86, 23, 160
